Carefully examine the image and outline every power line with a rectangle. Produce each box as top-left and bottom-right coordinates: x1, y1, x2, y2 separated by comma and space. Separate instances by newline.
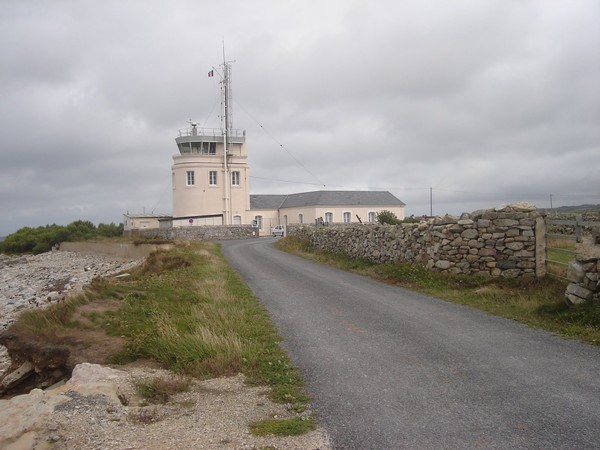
234, 100, 326, 187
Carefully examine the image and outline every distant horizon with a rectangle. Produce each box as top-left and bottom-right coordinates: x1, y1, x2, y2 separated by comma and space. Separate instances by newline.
2, 202, 598, 239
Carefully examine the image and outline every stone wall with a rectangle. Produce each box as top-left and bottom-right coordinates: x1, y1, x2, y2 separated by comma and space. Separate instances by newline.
59, 242, 167, 259
288, 204, 546, 278
124, 225, 258, 241
566, 257, 600, 305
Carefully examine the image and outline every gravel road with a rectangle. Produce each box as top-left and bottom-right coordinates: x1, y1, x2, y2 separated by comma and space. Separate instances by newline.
221, 237, 600, 449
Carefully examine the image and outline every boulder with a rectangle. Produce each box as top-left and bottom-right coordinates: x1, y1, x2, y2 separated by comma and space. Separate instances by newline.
566, 283, 593, 302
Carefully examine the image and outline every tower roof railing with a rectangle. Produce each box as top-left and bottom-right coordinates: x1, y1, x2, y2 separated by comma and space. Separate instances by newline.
178, 127, 246, 138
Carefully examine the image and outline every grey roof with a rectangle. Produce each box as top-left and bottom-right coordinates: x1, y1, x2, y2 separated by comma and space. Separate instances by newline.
250, 190, 405, 210
124, 213, 172, 218
250, 194, 288, 209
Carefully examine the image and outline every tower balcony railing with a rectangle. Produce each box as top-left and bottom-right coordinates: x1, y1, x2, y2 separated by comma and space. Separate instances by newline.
178, 127, 246, 138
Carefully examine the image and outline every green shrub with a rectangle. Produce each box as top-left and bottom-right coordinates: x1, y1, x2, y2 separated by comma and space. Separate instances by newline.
0, 220, 124, 254
375, 210, 401, 225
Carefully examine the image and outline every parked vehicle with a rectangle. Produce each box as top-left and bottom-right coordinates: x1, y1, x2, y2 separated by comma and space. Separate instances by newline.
272, 225, 285, 237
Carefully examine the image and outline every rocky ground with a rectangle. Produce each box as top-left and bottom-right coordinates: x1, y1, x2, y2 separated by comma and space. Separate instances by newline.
0, 250, 142, 333
0, 250, 331, 449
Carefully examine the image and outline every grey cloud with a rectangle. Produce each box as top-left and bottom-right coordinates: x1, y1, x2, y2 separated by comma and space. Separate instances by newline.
1, 0, 598, 236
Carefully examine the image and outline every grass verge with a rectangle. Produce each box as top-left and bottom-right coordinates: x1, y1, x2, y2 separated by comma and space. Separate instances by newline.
9, 241, 309, 408
276, 236, 600, 345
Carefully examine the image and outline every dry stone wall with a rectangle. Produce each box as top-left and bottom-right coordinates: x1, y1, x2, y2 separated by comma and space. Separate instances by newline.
125, 225, 258, 241
566, 257, 600, 305
288, 204, 546, 278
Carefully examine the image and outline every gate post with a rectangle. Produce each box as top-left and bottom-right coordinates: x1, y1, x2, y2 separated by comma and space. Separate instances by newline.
536, 216, 547, 278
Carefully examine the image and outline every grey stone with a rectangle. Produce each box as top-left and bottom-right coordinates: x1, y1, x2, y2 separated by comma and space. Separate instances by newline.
495, 219, 519, 227
566, 283, 593, 301
565, 293, 586, 306
501, 269, 521, 278
435, 260, 451, 270
461, 229, 479, 239
505, 242, 524, 251
497, 260, 517, 269
1, 361, 35, 390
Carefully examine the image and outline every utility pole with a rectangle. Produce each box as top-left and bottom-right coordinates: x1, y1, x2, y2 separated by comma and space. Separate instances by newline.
430, 187, 433, 217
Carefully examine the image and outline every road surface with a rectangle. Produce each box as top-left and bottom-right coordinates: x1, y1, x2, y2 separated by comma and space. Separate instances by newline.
221, 238, 600, 449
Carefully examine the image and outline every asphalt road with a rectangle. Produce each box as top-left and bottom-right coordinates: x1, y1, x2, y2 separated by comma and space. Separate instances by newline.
221, 238, 600, 449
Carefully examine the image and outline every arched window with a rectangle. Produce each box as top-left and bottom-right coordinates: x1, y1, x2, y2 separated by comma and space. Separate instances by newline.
233, 215, 241, 225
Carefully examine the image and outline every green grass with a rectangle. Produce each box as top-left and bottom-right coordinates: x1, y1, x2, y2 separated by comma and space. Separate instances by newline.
250, 417, 317, 436
546, 237, 577, 277
548, 248, 576, 265
10, 241, 310, 409
276, 236, 600, 345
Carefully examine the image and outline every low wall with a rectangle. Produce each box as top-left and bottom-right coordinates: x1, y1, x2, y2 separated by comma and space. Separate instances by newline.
288, 204, 546, 278
124, 225, 258, 241
566, 257, 600, 305
59, 242, 168, 259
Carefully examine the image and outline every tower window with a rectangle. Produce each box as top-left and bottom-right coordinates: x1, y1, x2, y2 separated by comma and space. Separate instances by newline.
209, 171, 217, 186
232, 171, 240, 186
186, 171, 195, 186
202, 142, 216, 155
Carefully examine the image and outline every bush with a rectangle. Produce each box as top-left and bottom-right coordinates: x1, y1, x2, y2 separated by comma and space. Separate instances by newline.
375, 210, 401, 225
0, 220, 124, 254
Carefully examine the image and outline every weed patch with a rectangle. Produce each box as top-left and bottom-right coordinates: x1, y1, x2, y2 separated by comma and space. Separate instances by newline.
135, 375, 191, 404
250, 417, 317, 437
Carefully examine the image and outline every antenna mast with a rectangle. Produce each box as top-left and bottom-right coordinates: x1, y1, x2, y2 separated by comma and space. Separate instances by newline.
220, 44, 235, 225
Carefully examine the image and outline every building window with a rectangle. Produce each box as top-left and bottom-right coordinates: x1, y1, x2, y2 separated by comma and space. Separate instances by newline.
201, 142, 216, 155
368, 212, 376, 223
233, 215, 241, 225
298, 214, 303, 224
325, 212, 333, 223
254, 215, 263, 229
186, 171, 195, 186
231, 171, 240, 186
343, 212, 351, 223
209, 171, 217, 186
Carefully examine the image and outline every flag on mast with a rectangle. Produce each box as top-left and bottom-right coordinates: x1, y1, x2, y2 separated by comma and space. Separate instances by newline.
208, 70, 214, 77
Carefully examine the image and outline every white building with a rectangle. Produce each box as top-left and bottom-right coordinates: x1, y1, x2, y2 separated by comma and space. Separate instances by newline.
127, 58, 405, 234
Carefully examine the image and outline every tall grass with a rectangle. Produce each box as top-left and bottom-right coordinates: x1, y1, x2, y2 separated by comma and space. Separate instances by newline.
276, 236, 600, 345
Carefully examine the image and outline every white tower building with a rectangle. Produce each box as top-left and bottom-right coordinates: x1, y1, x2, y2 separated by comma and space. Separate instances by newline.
171, 59, 251, 226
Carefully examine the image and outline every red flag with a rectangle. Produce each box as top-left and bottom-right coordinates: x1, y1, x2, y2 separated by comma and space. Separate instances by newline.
208, 70, 214, 77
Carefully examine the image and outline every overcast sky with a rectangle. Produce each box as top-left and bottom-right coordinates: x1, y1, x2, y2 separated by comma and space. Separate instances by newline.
1, 0, 598, 236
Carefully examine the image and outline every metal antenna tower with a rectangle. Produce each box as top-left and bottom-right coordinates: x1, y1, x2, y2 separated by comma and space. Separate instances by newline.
218, 43, 236, 224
